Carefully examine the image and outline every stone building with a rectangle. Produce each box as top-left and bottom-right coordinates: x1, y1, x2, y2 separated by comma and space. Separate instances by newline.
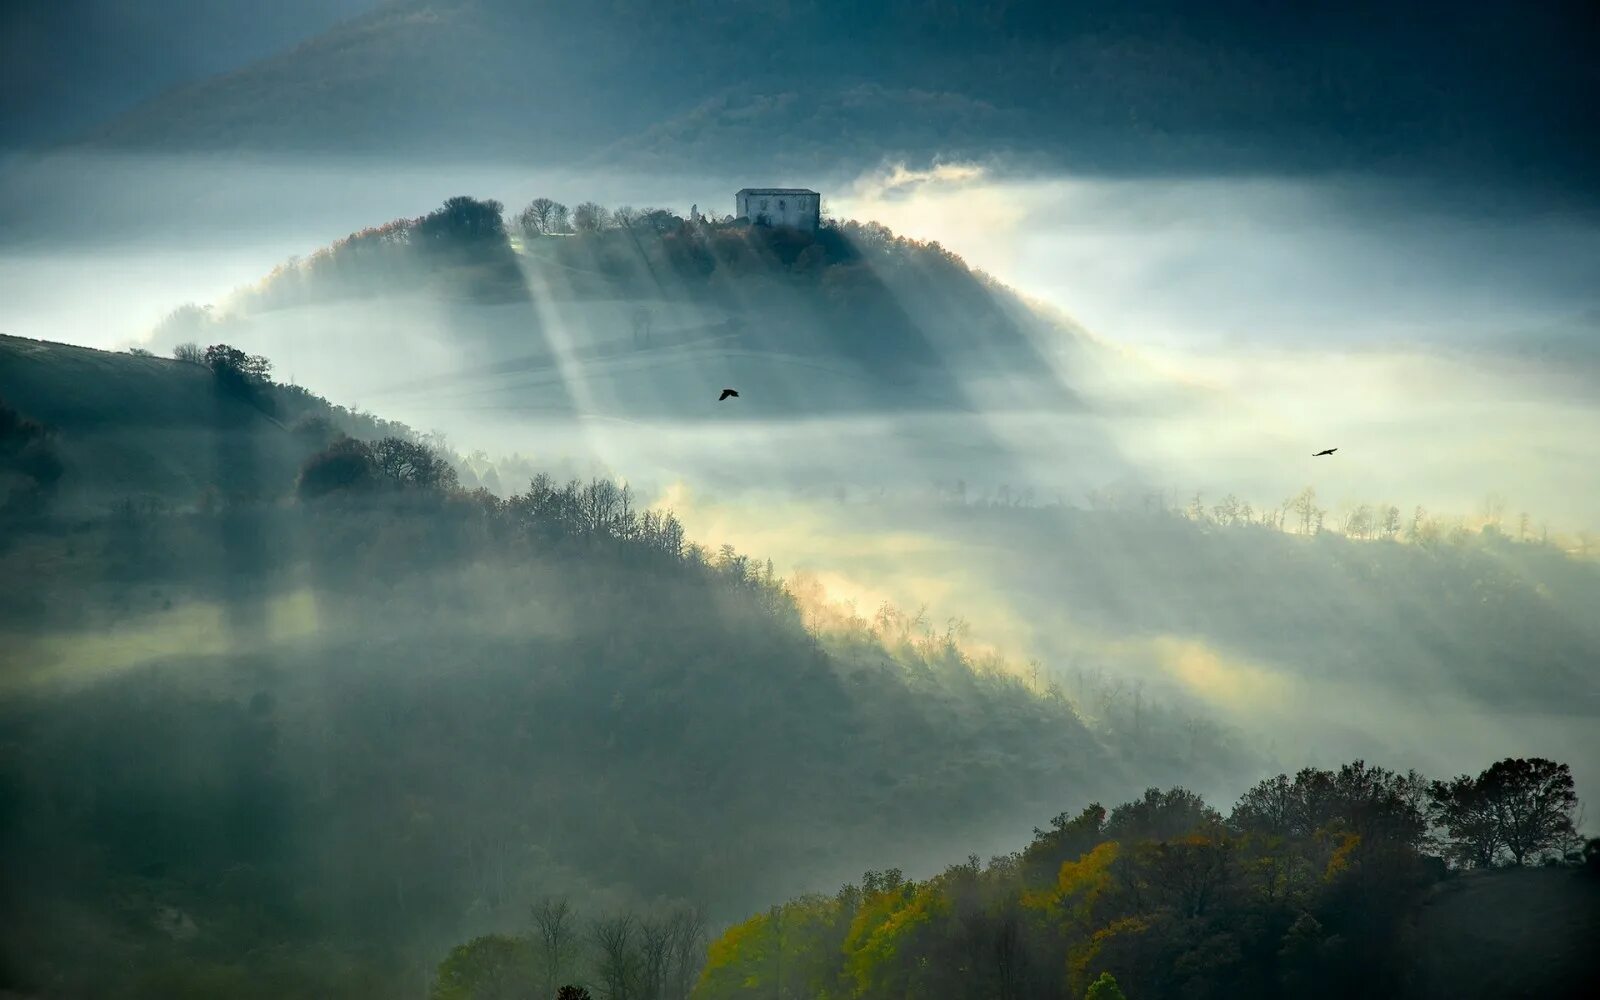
736, 188, 820, 231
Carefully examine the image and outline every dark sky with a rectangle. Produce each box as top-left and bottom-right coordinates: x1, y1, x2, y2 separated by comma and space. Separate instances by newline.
2, 0, 1596, 211
1, 0, 379, 146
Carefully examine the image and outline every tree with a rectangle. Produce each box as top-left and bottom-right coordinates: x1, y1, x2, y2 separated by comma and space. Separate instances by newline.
664, 908, 707, 1000
202, 343, 272, 384
1023, 803, 1107, 883
639, 208, 678, 233
1432, 758, 1580, 867
1212, 494, 1241, 526
638, 916, 673, 999
572, 202, 611, 232
430, 934, 538, 1000
533, 897, 579, 995
172, 342, 205, 364
591, 915, 641, 1000
1427, 775, 1503, 868
297, 437, 378, 499
1343, 504, 1373, 539
1290, 487, 1317, 535
1380, 505, 1402, 540
557, 988, 594, 1000
416, 196, 507, 245
370, 436, 459, 491
519, 197, 562, 237
1105, 787, 1220, 843
1084, 971, 1128, 1000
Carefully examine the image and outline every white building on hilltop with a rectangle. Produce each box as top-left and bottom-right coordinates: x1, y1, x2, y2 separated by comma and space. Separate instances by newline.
736, 188, 820, 232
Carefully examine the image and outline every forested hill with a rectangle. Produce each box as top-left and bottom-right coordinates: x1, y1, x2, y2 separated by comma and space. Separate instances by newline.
0, 341, 1246, 998
59, 0, 1596, 204
148, 197, 1094, 423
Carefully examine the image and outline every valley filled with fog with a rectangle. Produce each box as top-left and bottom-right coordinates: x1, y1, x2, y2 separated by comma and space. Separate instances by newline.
3, 4, 1598, 992
6, 151, 1600, 809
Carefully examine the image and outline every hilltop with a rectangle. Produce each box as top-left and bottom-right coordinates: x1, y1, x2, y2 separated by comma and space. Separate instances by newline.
0, 334, 409, 512
141, 198, 1098, 429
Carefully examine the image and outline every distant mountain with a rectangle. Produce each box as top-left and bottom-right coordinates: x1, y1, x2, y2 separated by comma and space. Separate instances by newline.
1, 0, 378, 148
63, 0, 1599, 203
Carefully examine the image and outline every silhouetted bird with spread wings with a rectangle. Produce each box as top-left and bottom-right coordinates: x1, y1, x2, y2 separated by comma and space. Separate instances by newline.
1313, 447, 1337, 457
719, 388, 739, 401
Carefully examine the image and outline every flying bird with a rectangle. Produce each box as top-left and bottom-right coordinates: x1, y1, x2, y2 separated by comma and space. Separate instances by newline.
718, 388, 739, 401
1313, 447, 1337, 457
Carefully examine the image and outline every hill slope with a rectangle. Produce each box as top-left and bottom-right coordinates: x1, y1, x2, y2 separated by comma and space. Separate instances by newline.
0, 341, 1240, 998
1412, 867, 1600, 999
0, 334, 409, 510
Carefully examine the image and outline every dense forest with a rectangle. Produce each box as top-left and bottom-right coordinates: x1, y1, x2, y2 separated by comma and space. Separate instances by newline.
683, 758, 1597, 1000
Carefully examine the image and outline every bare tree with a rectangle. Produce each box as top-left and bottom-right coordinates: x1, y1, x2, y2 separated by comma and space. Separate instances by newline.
661, 908, 705, 1000
1343, 503, 1373, 540
1481, 493, 1507, 531
591, 915, 641, 1000
572, 202, 611, 232
1289, 487, 1318, 535
520, 197, 561, 237
1380, 504, 1402, 540
1212, 493, 1241, 526
533, 897, 579, 995
638, 916, 672, 1000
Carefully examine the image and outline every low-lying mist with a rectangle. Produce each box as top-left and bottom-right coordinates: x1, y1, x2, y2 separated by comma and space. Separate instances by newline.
6, 152, 1595, 523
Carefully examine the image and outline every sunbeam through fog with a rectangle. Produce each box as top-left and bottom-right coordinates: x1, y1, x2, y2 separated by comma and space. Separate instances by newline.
3, 3, 1599, 993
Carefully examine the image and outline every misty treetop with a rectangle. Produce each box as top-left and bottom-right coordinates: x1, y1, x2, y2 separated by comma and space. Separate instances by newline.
165, 195, 1073, 396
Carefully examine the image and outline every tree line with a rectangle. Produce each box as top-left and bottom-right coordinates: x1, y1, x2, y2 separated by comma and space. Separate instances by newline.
433, 899, 706, 1000
693, 758, 1592, 1000
932, 479, 1596, 558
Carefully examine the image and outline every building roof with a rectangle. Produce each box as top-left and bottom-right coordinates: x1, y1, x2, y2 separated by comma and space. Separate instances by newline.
737, 188, 819, 196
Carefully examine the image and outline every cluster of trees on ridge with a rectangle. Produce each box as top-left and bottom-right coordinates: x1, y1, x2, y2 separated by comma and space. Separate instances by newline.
431, 898, 705, 1000
929, 479, 1598, 560
679, 758, 1592, 1000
